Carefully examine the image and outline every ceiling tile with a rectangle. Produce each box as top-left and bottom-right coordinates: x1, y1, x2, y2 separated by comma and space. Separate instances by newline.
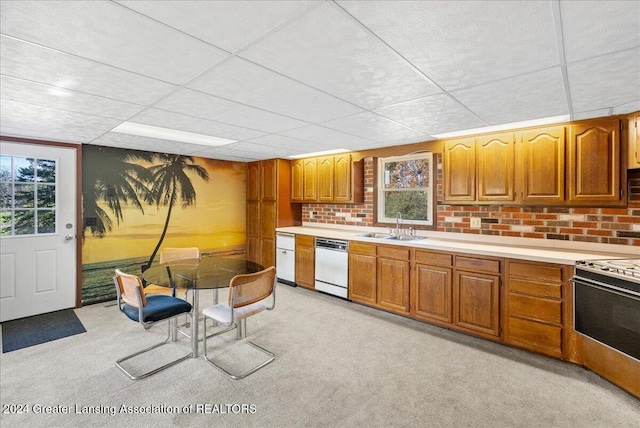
244, 134, 333, 155
567, 48, 640, 114
0, 76, 144, 120
279, 125, 376, 149
1, 99, 122, 141
0, 36, 177, 105
154, 88, 308, 133
222, 141, 298, 158
240, 2, 440, 109
373, 94, 487, 135
451, 67, 568, 126
561, 1, 640, 63
128, 108, 266, 141
0, 1, 227, 84
0, 125, 86, 145
116, 0, 317, 52
339, 1, 559, 91
320, 112, 428, 143
188, 57, 364, 122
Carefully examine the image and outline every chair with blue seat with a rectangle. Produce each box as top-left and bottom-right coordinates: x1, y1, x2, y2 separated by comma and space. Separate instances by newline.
113, 269, 193, 380
201, 266, 277, 380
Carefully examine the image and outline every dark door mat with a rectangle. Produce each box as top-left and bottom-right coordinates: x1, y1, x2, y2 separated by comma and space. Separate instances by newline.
1, 309, 86, 353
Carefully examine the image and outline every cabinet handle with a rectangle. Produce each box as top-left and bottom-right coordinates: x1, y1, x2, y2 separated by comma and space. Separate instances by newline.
282, 250, 287, 254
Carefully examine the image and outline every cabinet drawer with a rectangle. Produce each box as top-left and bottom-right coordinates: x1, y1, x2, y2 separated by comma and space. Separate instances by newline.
296, 234, 315, 247
378, 246, 410, 260
455, 256, 501, 274
508, 261, 564, 283
509, 278, 562, 299
414, 250, 452, 267
507, 317, 562, 357
509, 293, 562, 324
349, 242, 376, 256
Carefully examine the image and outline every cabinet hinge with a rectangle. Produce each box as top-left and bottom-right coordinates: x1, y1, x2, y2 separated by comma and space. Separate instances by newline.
620, 122, 624, 131
499, 327, 503, 335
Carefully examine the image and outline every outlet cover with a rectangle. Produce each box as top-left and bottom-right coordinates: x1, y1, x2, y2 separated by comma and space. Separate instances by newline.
470, 217, 481, 229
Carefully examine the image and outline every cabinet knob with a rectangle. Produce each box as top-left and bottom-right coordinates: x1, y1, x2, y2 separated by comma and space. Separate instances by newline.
282, 250, 287, 254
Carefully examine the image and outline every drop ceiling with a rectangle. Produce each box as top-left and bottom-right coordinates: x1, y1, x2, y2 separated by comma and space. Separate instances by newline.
1, 0, 638, 161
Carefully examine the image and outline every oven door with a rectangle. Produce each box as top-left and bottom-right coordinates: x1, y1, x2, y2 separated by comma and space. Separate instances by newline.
574, 275, 640, 361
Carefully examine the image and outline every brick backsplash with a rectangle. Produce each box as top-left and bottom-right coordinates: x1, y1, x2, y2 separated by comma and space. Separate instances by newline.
302, 157, 640, 246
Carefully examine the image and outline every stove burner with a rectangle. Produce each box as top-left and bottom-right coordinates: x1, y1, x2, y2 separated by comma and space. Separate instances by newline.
607, 260, 640, 269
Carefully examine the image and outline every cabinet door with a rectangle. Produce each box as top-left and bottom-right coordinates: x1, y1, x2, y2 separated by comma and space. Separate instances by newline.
454, 271, 500, 337
444, 138, 476, 201
377, 258, 410, 313
520, 126, 565, 204
477, 132, 515, 202
334, 154, 352, 202
629, 113, 640, 169
303, 158, 318, 201
260, 201, 277, 241
247, 162, 260, 201
291, 159, 303, 202
261, 159, 277, 201
317, 156, 334, 202
412, 264, 452, 324
246, 201, 260, 263
568, 119, 622, 205
348, 252, 377, 304
295, 236, 315, 289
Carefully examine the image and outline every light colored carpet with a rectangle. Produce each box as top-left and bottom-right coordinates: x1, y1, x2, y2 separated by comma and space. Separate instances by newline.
1, 283, 639, 428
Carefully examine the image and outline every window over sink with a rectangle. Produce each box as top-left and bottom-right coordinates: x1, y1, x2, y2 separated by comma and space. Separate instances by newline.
377, 152, 434, 227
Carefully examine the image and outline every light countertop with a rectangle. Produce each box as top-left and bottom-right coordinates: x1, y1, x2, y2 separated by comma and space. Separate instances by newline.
276, 224, 638, 265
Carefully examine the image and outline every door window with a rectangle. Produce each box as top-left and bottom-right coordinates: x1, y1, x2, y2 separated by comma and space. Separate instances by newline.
0, 156, 57, 236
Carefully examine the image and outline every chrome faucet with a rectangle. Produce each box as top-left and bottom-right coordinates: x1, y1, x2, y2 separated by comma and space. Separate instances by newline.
395, 212, 402, 236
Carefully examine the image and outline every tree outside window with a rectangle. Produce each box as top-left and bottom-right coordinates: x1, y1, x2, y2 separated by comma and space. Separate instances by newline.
377, 153, 434, 227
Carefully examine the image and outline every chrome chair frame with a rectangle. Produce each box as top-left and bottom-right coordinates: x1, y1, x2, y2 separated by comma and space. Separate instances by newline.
113, 272, 193, 380
202, 267, 276, 380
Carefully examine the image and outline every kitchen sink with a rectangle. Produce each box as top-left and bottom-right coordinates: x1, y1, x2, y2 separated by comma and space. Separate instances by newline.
384, 235, 425, 241
358, 232, 425, 241
358, 232, 393, 239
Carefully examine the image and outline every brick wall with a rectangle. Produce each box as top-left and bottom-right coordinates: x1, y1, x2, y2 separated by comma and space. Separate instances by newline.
302, 157, 640, 246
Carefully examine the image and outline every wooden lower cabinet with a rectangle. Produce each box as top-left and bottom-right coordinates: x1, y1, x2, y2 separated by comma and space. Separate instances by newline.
453, 270, 501, 338
377, 246, 410, 313
504, 260, 568, 359
411, 250, 453, 324
348, 242, 377, 305
295, 235, 315, 289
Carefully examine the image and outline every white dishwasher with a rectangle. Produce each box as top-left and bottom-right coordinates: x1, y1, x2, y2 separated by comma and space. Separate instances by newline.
276, 233, 296, 286
315, 238, 349, 299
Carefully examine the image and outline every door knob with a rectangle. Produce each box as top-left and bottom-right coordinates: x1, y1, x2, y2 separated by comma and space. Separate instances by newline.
65, 234, 74, 241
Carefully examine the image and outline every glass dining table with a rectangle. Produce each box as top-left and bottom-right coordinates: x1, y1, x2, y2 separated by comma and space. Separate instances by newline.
141, 256, 264, 358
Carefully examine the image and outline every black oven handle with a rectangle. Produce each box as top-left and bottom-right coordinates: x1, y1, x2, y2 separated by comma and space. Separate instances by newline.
571, 276, 640, 300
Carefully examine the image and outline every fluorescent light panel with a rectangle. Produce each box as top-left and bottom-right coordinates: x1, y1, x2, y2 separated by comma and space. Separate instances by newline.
288, 148, 350, 159
111, 122, 236, 147
432, 115, 571, 139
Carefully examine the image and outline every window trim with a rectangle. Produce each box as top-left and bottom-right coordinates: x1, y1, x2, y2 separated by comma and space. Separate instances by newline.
375, 152, 436, 229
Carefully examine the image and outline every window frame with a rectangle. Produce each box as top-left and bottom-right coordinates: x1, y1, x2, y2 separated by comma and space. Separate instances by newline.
375, 152, 435, 229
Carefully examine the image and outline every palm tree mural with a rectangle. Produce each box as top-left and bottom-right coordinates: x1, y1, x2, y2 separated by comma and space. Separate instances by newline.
82, 147, 155, 238
144, 154, 209, 270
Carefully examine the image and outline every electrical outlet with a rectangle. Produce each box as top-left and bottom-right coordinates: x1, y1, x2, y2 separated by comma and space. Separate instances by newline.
470, 217, 481, 229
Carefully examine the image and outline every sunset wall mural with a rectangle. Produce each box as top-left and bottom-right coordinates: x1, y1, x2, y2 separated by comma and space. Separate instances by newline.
81, 145, 246, 304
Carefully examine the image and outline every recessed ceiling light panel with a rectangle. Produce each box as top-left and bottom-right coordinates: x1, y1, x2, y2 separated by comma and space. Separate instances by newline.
111, 122, 236, 147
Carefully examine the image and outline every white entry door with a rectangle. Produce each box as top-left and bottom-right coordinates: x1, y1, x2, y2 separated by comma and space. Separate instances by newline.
0, 142, 77, 322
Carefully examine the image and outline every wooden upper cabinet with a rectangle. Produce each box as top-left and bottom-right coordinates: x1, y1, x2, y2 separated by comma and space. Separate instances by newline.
568, 118, 623, 205
261, 159, 277, 201
334, 154, 353, 202
303, 158, 318, 201
628, 112, 640, 169
520, 126, 565, 204
291, 159, 303, 202
477, 132, 515, 202
444, 137, 476, 201
247, 162, 260, 201
317, 156, 334, 202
